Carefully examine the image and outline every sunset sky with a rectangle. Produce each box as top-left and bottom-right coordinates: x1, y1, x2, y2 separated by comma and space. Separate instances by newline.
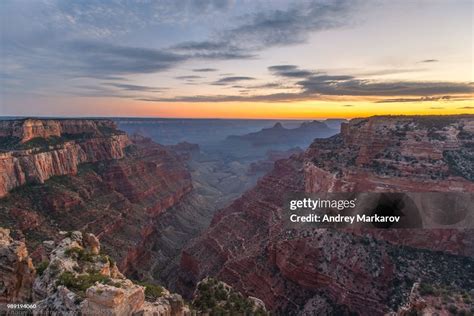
0, 0, 473, 119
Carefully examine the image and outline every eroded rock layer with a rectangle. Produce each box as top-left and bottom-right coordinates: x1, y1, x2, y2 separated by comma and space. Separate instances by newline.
0, 119, 130, 197
0, 119, 192, 278
178, 115, 474, 315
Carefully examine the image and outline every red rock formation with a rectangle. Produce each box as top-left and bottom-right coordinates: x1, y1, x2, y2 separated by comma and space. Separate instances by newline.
0, 228, 36, 304
30, 230, 191, 315
0, 119, 131, 197
0, 118, 118, 143
178, 115, 474, 314
0, 119, 192, 280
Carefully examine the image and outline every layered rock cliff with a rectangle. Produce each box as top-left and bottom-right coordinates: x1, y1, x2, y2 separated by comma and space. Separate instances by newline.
178, 115, 474, 315
0, 119, 192, 279
0, 118, 119, 143
0, 119, 130, 197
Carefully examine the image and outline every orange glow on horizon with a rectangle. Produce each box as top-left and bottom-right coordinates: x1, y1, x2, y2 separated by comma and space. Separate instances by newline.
99, 99, 473, 120
17, 95, 472, 119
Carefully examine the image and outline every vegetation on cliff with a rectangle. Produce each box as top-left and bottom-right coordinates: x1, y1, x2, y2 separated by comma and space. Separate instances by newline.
193, 277, 267, 315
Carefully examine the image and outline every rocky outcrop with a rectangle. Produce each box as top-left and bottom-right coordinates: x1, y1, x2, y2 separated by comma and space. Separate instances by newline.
0, 228, 36, 304
306, 115, 474, 192
178, 115, 474, 314
1, 229, 264, 315
32, 231, 190, 315
0, 119, 131, 197
392, 282, 473, 316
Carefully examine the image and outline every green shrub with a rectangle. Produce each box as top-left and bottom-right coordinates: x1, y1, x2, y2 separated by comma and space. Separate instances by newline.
64, 247, 95, 262
145, 284, 164, 300
136, 282, 164, 300
192, 278, 264, 314
36, 261, 50, 276
57, 271, 110, 293
419, 283, 436, 296
49, 262, 60, 276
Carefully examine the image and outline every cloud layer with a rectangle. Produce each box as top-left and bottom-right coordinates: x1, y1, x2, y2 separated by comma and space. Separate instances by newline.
148, 65, 473, 103
1, 0, 472, 112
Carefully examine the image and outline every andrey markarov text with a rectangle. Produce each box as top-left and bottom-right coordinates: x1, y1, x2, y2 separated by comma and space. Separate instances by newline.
290, 214, 401, 224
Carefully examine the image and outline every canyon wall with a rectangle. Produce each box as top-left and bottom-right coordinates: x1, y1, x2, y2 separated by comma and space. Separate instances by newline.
0, 119, 131, 197
0, 119, 118, 143
178, 115, 474, 314
0, 119, 192, 279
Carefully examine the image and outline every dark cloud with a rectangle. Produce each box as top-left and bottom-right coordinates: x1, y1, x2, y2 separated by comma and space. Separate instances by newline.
251, 83, 284, 89
58, 39, 253, 79
223, 0, 354, 49
192, 51, 255, 59
137, 92, 302, 103
269, 65, 315, 78
171, 1, 355, 62
70, 84, 136, 98
298, 75, 473, 97
172, 41, 255, 59
144, 74, 473, 103
104, 83, 165, 92
429, 106, 445, 109
420, 59, 439, 63
342, 104, 354, 107
231, 82, 287, 90
174, 41, 227, 51
212, 76, 256, 85
459, 106, 474, 109
1, 0, 359, 97
193, 68, 217, 72
268, 65, 298, 72
376, 96, 454, 103
276, 70, 314, 78
66, 41, 187, 76
175, 75, 202, 80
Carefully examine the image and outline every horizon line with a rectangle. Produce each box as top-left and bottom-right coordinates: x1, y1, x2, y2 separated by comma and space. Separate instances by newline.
0, 115, 346, 121
1, 113, 473, 121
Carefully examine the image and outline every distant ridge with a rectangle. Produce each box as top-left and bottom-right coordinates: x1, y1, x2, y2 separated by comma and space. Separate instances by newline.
227, 120, 338, 146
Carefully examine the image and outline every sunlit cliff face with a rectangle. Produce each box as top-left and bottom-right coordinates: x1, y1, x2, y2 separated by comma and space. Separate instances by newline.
0, 0, 472, 118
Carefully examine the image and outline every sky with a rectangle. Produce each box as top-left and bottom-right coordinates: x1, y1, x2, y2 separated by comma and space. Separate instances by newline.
0, 0, 473, 119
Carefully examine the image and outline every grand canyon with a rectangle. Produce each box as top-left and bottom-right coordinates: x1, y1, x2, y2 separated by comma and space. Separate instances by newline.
0, 115, 472, 315
2, 1, 473, 315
